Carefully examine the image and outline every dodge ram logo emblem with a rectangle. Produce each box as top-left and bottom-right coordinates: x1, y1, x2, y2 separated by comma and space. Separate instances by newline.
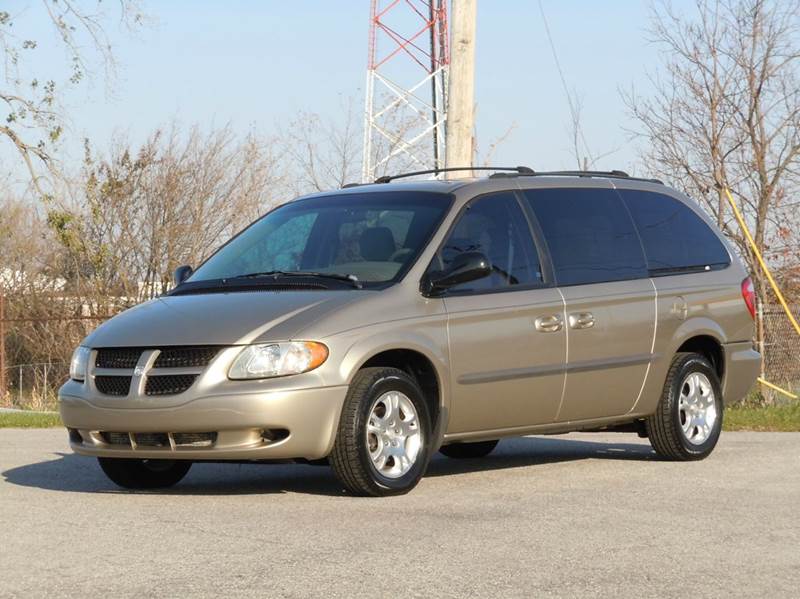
134, 366, 145, 377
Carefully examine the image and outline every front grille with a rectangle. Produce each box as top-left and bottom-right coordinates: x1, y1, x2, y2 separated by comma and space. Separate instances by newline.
173, 432, 217, 447
98, 431, 218, 449
96, 348, 142, 369
134, 432, 170, 447
93, 346, 218, 398
95, 376, 132, 396
145, 374, 198, 396
101, 432, 132, 446
154, 346, 220, 368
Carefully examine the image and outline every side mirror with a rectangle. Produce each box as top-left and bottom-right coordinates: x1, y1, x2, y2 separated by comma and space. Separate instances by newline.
425, 252, 491, 295
173, 265, 194, 286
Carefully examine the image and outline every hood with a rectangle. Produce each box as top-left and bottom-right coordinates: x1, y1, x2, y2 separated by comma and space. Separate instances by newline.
84, 290, 363, 348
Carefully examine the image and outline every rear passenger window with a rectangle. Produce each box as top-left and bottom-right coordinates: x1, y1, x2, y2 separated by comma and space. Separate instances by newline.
619, 190, 730, 274
429, 192, 543, 293
523, 188, 647, 286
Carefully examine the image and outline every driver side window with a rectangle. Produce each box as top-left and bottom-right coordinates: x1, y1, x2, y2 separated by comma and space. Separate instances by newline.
430, 192, 543, 293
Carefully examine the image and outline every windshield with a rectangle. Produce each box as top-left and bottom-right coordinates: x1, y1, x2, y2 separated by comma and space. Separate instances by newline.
188, 191, 452, 287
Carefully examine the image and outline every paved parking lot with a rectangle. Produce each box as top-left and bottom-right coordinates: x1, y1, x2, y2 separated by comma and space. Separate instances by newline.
1, 429, 798, 598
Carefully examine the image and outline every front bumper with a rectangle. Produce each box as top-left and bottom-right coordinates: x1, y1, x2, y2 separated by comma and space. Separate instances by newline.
59, 385, 348, 461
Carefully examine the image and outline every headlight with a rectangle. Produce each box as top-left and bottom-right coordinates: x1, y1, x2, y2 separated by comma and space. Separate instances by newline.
69, 346, 91, 382
228, 342, 328, 380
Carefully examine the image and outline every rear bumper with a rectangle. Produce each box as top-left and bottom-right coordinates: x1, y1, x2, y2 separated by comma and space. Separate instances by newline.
722, 342, 760, 403
59, 385, 348, 460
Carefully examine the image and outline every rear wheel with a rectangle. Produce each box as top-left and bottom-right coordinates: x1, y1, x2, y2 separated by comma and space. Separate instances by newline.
646, 352, 723, 460
98, 457, 192, 489
439, 440, 498, 459
330, 367, 431, 496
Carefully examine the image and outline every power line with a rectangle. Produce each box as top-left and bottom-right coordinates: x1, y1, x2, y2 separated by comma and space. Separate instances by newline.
537, 0, 592, 165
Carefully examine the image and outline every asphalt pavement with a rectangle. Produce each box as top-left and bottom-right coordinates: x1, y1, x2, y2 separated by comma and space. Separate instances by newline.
1, 428, 798, 598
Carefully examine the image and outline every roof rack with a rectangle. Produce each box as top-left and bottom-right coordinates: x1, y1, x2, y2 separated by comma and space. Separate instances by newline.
489, 169, 663, 184
373, 166, 534, 184
343, 167, 663, 188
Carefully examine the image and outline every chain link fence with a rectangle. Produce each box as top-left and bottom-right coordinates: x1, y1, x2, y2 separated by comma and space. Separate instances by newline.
760, 304, 800, 401
1, 362, 69, 411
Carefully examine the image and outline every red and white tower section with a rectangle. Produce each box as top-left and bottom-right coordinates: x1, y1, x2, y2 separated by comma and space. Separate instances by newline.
362, 0, 450, 182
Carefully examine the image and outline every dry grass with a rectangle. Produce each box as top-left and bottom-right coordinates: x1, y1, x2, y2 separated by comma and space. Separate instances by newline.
0, 411, 62, 428
724, 401, 800, 432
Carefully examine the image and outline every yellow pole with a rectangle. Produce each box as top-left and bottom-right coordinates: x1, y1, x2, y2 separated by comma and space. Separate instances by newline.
757, 377, 798, 400
723, 188, 800, 337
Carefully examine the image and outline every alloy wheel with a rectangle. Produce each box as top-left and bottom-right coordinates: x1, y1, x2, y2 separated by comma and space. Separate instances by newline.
365, 391, 423, 478
678, 372, 718, 445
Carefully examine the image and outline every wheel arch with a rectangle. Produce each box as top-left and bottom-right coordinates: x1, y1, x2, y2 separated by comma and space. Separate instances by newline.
666, 318, 727, 382
339, 335, 451, 447
635, 319, 728, 417
675, 334, 725, 382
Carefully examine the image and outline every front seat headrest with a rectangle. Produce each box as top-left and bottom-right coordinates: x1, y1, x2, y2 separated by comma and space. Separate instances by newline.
359, 227, 396, 262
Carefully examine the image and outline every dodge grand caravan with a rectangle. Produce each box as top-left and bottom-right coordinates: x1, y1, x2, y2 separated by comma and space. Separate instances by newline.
59, 167, 760, 496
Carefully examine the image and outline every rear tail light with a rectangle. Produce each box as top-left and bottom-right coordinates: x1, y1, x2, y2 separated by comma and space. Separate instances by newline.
741, 277, 756, 319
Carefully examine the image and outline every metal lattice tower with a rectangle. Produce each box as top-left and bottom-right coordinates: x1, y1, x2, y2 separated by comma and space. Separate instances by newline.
361, 0, 450, 183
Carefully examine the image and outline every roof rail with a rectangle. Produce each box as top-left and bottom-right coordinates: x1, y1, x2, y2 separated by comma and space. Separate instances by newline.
544, 169, 631, 178
374, 166, 534, 184
489, 169, 663, 184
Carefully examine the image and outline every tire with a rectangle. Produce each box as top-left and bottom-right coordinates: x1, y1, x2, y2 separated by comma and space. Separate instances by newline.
98, 457, 192, 489
646, 352, 723, 461
439, 440, 498, 459
330, 367, 432, 497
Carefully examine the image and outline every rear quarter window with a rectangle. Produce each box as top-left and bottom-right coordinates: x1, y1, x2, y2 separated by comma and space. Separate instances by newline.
619, 190, 730, 274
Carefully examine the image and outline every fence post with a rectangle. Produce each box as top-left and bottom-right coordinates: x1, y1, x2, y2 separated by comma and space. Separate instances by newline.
0, 293, 5, 402
757, 301, 766, 381
18, 365, 22, 405
43, 363, 48, 408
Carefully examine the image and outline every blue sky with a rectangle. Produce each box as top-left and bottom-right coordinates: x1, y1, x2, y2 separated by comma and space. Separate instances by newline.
7, 1, 693, 181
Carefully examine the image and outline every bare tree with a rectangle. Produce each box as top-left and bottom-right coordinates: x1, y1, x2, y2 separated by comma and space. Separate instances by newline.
281, 97, 362, 193
0, 1, 146, 197
566, 92, 620, 171
48, 124, 286, 306
2, 124, 286, 407
625, 0, 800, 394
280, 96, 422, 192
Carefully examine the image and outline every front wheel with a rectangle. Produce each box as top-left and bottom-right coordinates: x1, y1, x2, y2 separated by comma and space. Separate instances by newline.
98, 457, 192, 489
330, 367, 432, 496
646, 352, 723, 460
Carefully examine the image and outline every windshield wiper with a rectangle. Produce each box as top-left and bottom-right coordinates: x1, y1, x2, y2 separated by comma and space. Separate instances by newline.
231, 270, 363, 289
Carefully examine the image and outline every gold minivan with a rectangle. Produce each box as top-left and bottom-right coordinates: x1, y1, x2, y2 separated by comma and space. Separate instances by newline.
59, 168, 760, 496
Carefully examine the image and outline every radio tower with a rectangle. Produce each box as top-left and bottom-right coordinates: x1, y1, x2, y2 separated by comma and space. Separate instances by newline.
361, 0, 450, 183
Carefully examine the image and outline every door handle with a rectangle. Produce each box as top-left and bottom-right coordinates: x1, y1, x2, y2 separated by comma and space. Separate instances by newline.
534, 314, 563, 333
568, 312, 595, 329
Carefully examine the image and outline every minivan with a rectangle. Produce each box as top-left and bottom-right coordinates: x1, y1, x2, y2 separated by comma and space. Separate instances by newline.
59, 167, 760, 496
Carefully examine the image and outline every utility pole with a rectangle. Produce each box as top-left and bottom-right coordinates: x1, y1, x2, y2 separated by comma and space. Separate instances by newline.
445, 0, 477, 178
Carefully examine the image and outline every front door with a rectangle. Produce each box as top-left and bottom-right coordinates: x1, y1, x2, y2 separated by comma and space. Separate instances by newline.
521, 186, 656, 422
431, 192, 567, 434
